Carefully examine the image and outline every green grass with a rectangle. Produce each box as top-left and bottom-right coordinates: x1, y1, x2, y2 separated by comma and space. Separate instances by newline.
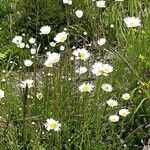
0, 0, 150, 150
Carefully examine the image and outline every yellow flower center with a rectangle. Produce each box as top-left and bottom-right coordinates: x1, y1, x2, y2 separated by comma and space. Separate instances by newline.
49, 123, 57, 129
80, 53, 86, 59
82, 86, 90, 91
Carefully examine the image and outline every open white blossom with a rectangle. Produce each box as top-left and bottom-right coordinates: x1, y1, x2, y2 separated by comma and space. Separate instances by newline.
12, 36, 22, 45
101, 84, 113, 92
92, 62, 113, 76
96, 1, 106, 8
75, 10, 83, 18
63, 0, 72, 5
109, 115, 119, 122
79, 83, 94, 92
97, 38, 106, 46
54, 31, 68, 43
24, 59, 33, 67
122, 93, 131, 100
124, 17, 141, 28
119, 109, 130, 117
29, 37, 36, 44
44, 52, 60, 67
72, 48, 90, 61
106, 99, 118, 107
0, 89, 5, 99
75, 66, 87, 74
44, 118, 61, 131
40, 26, 51, 34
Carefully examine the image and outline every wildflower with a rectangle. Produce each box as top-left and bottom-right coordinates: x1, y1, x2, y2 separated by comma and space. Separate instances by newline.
139, 54, 144, 60
0, 89, 4, 99
30, 48, 36, 55
29, 37, 36, 44
115, 0, 124, 1
63, 0, 72, 5
75, 66, 87, 74
79, 83, 94, 92
72, 48, 90, 61
119, 109, 130, 117
36, 93, 43, 100
75, 10, 83, 18
20, 79, 34, 89
50, 42, 56, 47
97, 38, 106, 46
96, 1, 106, 8
122, 93, 131, 100
60, 45, 65, 51
40, 26, 51, 34
18, 42, 25, 49
12, 36, 22, 45
44, 118, 61, 131
101, 84, 113, 92
106, 99, 118, 107
24, 59, 33, 67
124, 17, 141, 28
44, 52, 60, 67
92, 62, 113, 76
54, 31, 68, 43
1, 78, 6, 82
109, 115, 119, 122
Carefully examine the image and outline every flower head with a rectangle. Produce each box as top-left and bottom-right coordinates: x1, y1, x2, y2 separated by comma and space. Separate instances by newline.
44, 52, 60, 67
101, 84, 113, 92
122, 93, 131, 100
109, 115, 119, 122
54, 31, 68, 43
97, 38, 106, 46
96, 1, 106, 8
44, 118, 61, 131
24, 59, 33, 67
75, 66, 87, 75
119, 109, 130, 117
124, 17, 141, 28
40, 26, 51, 34
106, 99, 118, 107
75, 10, 83, 18
0, 89, 4, 99
92, 62, 113, 76
63, 0, 72, 5
79, 83, 94, 92
12, 36, 22, 45
72, 48, 90, 61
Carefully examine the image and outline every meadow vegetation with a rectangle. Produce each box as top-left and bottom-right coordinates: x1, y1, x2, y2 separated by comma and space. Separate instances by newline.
0, 0, 150, 150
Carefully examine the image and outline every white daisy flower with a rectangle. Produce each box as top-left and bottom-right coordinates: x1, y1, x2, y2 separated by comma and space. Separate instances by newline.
119, 109, 130, 117
96, 1, 106, 8
106, 99, 118, 107
12, 36, 22, 45
101, 84, 113, 92
24, 59, 33, 67
122, 93, 131, 100
79, 83, 94, 92
20, 79, 34, 89
109, 115, 119, 122
124, 17, 141, 28
44, 52, 60, 67
72, 48, 90, 61
44, 118, 61, 131
0, 89, 5, 99
75, 10, 83, 18
75, 66, 87, 74
54, 31, 68, 43
40, 25, 51, 34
